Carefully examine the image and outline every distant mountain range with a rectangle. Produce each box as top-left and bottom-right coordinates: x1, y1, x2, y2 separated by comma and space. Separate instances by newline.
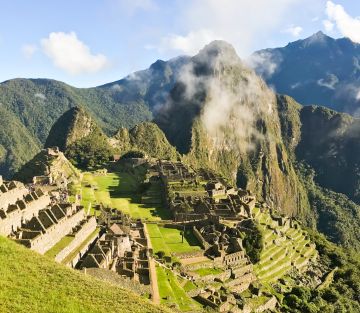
2, 33, 360, 251
252, 31, 360, 115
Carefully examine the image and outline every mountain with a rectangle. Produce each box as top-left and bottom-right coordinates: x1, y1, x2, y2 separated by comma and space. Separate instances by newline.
45, 106, 101, 151
0, 105, 40, 177
277, 95, 360, 249
155, 40, 310, 218
150, 41, 360, 250
45, 107, 114, 169
112, 122, 180, 161
251, 31, 360, 115
3, 39, 360, 251
0, 57, 191, 177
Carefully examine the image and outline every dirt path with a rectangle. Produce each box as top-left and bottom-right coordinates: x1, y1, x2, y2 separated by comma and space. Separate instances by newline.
148, 258, 160, 304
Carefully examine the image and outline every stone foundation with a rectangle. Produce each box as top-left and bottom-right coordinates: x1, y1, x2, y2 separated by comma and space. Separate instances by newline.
55, 216, 97, 263
0, 190, 51, 236
16, 206, 85, 254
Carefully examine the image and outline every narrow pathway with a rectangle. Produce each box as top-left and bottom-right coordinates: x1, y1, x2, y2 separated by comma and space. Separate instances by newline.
149, 257, 160, 304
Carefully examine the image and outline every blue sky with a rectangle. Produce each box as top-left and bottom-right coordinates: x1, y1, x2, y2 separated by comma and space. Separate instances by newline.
1, 0, 360, 87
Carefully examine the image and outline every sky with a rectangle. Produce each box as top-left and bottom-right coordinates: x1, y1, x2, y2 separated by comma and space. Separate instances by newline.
1, 0, 360, 87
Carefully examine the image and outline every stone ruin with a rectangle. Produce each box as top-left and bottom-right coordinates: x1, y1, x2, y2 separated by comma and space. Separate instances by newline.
170, 190, 256, 222
81, 208, 152, 287
0, 176, 97, 266
158, 160, 196, 184
195, 287, 237, 312
13, 203, 91, 254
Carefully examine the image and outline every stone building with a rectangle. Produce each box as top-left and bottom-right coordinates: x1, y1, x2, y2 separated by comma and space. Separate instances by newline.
0, 179, 28, 211
0, 188, 51, 236
14, 203, 86, 254
81, 211, 151, 287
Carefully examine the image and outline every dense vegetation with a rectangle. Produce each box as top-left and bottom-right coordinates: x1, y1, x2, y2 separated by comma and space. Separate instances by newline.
298, 163, 360, 252
66, 131, 114, 169
281, 231, 360, 312
113, 122, 179, 160
0, 78, 152, 178
241, 220, 264, 263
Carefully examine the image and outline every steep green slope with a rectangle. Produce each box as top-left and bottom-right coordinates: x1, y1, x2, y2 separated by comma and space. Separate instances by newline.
0, 78, 152, 177
277, 95, 360, 250
0, 236, 168, 313
45, 107, 114, 169
112, 122, 179, 160
0, 105, 41, 177
155, 41, 310, 217
45, 106, 102, 151
297, 105, 360, 203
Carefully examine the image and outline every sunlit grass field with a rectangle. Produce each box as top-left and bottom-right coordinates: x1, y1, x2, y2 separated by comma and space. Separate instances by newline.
0, 236, 168, 313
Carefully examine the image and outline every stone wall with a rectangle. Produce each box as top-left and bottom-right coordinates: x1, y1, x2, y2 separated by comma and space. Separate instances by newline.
192, 226, 210, 250
54, 216, 97, 262
0, 182, 28, 210
214, 251, 246, 267
194, 269, 231, 283
66, 231, 100, 268
225, 272, 255, 287
254, 296, 277, 313
0, 192, 51, 236
19, 208, 85, 254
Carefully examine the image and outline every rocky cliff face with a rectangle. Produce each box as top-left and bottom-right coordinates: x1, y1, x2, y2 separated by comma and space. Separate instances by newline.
155, 41, 310, 216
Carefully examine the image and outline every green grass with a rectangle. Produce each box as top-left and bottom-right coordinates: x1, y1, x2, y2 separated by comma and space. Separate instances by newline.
147, 224, 202, 256
193, 267, 223, 276
0, 236, 169, 313
77, 165, 171, 221
45, 235, 75, 259
254, 209, 315, 283
156, 266, 201, 311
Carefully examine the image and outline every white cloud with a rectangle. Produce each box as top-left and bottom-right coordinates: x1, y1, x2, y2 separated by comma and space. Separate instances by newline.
317, 73, 339, 89
157, 29, 220, 55
41, 32, 109, 75
356, 90, 360, 101
283, 25, 303, 37
326, 1, 360, 43
246, 51, 282, 79
22, 44, 38, 59
323, 19, 334, 32
291, 82, 302, 89
152, 0, 303, 56
34, 93, 46, 100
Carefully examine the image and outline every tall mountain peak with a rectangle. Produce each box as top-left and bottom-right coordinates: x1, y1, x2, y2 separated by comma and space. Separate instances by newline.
196, 40, 241, 65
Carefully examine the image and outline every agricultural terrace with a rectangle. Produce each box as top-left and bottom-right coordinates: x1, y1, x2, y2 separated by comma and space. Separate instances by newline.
156, 266, 201, 312
252, 207, 318, 283
146, 224, 202, 257
70, 164, 171, 221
